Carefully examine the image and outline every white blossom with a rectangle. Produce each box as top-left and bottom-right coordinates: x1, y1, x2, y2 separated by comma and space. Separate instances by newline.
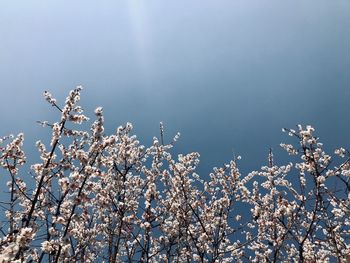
0, 89, 349, 262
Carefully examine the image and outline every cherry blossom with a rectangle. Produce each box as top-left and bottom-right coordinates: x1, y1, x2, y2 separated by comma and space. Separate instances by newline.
1, 89, 350, 262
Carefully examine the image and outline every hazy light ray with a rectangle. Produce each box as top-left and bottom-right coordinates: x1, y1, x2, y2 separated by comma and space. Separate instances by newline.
126, 0, 153, 82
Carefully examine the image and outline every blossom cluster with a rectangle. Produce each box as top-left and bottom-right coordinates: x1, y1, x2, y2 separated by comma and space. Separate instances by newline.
1, 88, 350, 262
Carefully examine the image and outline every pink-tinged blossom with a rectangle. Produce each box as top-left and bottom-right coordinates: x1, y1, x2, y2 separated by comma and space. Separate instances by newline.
1, 89, 350, 262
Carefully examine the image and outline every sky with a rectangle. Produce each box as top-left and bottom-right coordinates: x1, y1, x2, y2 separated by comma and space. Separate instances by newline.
0, 0, 350, 176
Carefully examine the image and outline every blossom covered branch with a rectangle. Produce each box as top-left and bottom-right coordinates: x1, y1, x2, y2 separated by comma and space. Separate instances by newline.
0, 88, 350, 262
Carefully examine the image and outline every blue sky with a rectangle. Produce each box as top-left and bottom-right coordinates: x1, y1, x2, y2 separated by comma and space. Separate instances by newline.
1, 0, 350, 174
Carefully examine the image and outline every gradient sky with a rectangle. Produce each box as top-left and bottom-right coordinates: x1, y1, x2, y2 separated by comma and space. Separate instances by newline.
1, 0, 350, 175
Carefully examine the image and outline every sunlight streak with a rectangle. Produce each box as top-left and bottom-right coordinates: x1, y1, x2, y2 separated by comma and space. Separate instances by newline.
126, 0, 153, 81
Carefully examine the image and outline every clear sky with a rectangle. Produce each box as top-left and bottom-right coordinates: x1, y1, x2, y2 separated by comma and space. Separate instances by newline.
1, 0, 350, 174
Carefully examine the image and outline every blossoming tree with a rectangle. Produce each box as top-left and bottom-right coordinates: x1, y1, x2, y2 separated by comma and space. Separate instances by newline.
0, 87, 350, 262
